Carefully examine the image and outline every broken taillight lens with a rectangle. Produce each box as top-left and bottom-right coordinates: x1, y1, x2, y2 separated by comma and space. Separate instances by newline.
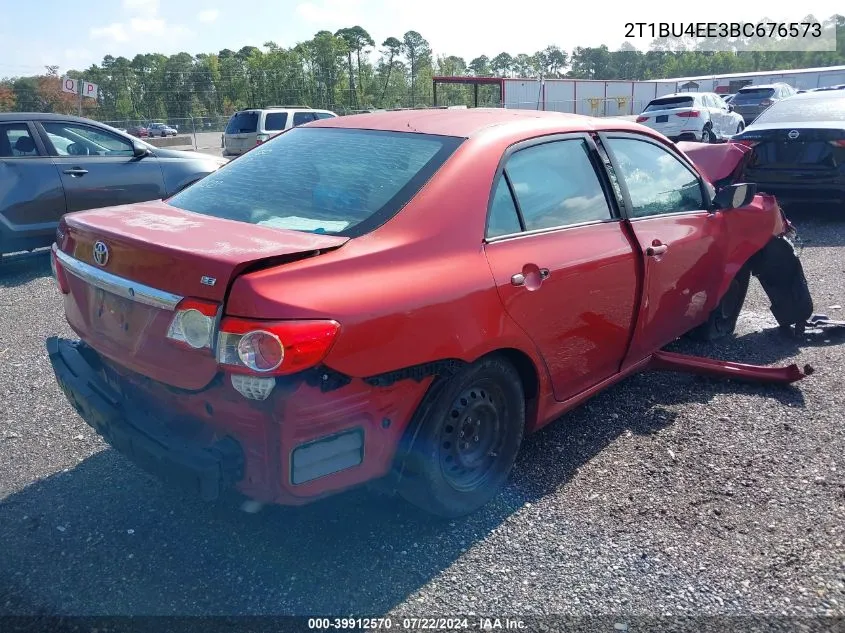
166, 298, 220, 350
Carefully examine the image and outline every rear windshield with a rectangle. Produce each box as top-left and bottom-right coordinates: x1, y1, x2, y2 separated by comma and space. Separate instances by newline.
264, 112, 288, 131
753, 94, 845, 124
734, 88, 775, 102
226, 112, 259, 134
167, 127, 464, 237
643, 97, 694, 112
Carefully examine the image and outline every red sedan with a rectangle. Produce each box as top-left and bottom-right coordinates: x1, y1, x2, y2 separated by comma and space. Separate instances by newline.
47, 109, 812, 518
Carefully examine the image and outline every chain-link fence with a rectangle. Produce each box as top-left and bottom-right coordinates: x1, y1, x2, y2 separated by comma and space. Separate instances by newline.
98, 100, 642, 152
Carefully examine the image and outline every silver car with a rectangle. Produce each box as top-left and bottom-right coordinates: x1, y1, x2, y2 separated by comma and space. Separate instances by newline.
0, 113, 226, 256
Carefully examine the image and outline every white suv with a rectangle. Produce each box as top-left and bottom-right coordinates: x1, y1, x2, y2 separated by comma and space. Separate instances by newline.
636, 92, 746, 143
222, 106, 337, 156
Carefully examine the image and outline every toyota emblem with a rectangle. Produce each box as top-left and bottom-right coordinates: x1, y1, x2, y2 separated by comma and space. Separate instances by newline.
788, 130, 800, 140
92, 241, 110, 267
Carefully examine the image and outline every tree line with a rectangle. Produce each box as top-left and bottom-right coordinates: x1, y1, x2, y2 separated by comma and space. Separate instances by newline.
1, 15, 843, 124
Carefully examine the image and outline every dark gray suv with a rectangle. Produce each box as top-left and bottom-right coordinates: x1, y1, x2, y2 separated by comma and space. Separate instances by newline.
731, 83, 797, 125
0, 113, 227, 256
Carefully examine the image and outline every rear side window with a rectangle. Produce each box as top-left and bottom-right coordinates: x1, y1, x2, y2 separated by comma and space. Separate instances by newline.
167, 127, 464, 237
487, 178, 522, 238
0, 123, 39, 157
264, 112, 288, 131
504, 139, 613, 231
735, 88, 775, 102
226, 112, 259, 133
753, 94, 845, 124
314, 112, 336, 120
644, 97, 694, 112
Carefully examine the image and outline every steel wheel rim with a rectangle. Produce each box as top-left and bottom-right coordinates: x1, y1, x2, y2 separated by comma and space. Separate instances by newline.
438, 381, 508, 493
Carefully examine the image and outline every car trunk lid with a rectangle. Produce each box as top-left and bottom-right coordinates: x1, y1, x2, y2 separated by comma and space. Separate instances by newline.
56, 200, 348, 390
740, 126, 845, 173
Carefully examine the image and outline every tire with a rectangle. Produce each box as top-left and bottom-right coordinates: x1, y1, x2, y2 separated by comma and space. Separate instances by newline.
702, 124, 717, 143
397, 355, 525, 518
687, 266, 751, 341
751, 236, 813, 328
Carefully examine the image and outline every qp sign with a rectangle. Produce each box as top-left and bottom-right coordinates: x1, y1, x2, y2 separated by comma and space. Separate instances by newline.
82, 81, 98, 100
61, 77, 78, 95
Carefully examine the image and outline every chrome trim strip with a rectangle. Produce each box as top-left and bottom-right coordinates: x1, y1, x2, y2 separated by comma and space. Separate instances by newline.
53, 246, 183, 311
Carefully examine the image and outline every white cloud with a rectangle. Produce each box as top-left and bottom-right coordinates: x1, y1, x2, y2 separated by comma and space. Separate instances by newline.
90, 23, 129, 43
198, 9, 220, 23
89, 1, 192, 44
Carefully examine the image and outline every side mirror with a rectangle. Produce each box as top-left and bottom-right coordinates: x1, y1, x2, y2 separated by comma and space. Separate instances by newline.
713, 183, 756, 210
727, 104, 735, 112
132, 141, 151, 158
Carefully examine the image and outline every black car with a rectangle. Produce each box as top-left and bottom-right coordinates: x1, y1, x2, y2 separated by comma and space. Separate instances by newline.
0, 113, 227, 256
732, 90, 845, 207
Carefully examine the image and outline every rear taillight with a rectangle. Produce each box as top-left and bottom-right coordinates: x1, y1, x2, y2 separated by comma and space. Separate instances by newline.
216, 318, 340, 376
166, 298, 220, 350
256, 134, 270, 145
51, 244, 70, 294
829, 139, 845, 147
760, 99, 773, 106
676, 110, 700, 118
733, 139, 758, 148
636, 116, 649, 123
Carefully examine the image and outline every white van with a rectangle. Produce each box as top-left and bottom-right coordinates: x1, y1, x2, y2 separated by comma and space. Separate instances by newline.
222, 106, 337, 156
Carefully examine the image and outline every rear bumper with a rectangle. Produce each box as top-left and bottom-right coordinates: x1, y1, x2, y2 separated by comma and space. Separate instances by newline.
46, 337, 245, 501
46, 337, 426, 506
750, 181, 845, 205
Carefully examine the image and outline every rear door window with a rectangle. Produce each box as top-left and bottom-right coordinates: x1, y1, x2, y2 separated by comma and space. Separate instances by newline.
264, 112, 288, 131
504, 139, 613, 231
0, 123, 40, 157
314, 112, 337, 120
167, 127, 464, 237
226, 112, 259, 134
293, 112, 317, 126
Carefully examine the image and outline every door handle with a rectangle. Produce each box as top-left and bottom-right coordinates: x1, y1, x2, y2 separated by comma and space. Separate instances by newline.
511, 268, 550, 286
63, 168, 88, 176
646, 243, 668, 257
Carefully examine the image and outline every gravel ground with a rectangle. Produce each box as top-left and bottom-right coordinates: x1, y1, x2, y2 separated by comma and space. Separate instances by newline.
0, 207, 843, 629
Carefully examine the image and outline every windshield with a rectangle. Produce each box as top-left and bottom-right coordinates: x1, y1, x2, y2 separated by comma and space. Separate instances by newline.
643, 97, 694, 112
753, 94, 845, 124
734, 88, 775, 103
226, 112, 259, 134
167, 127, 464, 237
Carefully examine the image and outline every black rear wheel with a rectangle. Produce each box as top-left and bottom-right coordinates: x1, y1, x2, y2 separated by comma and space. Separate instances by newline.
398, 356, 525, 518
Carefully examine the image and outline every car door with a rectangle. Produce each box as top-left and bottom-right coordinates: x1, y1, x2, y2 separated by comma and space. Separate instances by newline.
0, 121, 67, 253
599, 133, 727, 365
38, 120, 165, 213
483, 135, 640, 402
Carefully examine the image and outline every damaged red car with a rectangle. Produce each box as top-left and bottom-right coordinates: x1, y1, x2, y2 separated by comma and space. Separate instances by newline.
47, 109, 813, 518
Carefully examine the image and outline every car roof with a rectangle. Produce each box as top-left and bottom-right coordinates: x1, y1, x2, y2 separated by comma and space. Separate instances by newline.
738, 84, 785, 90
777, 89, 845, 103
651, 92, 705, 99
0, 112, 109, 124
308, 107, 649, 139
